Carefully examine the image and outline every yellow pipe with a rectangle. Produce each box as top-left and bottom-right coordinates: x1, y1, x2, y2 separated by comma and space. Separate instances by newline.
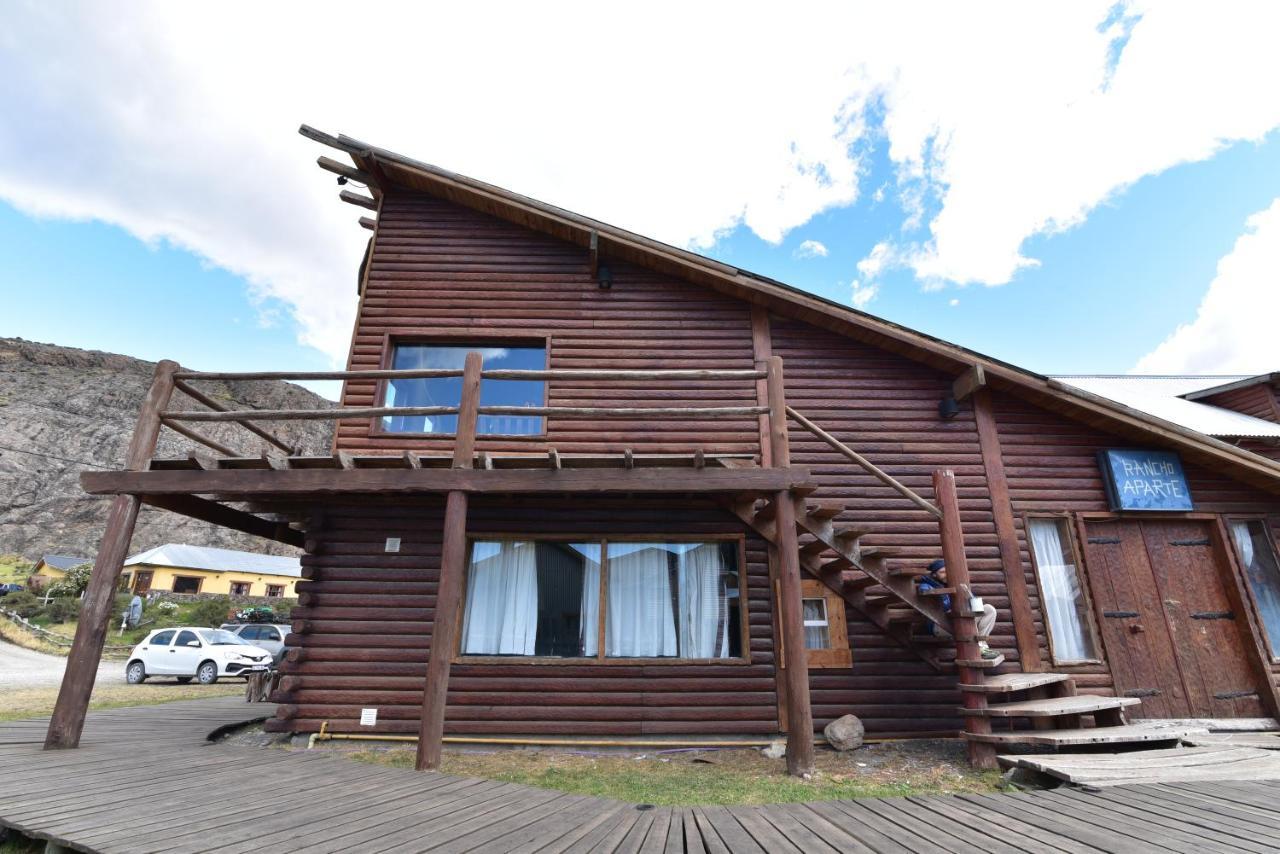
302, 727, 921, 752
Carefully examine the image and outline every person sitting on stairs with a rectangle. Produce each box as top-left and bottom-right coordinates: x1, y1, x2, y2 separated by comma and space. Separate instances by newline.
916, 558, 1000, 659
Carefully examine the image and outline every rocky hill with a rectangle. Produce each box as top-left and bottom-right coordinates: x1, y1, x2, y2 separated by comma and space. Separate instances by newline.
0, 338, 335, 561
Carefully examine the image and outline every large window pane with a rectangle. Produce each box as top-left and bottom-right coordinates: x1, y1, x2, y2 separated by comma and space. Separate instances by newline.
605, 541, 741, 659
1028, 517, 1099, 662
1231, 520, 1280, 654
382, 344, 545, 434
461, 541, 599, 657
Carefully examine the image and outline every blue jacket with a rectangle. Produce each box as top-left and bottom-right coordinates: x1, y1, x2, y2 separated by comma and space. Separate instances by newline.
916, 574, 951, 613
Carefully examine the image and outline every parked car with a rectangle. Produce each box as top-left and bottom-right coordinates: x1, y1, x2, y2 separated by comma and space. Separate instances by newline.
125, 627, 273, 685
0, 583, 23, 596
219, 623, 291, 666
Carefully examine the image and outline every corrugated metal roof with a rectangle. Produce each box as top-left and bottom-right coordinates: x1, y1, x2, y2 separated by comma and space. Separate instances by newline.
1051, 375, 1280, 439
124, 544, 301, 578
39, 554, 92, 570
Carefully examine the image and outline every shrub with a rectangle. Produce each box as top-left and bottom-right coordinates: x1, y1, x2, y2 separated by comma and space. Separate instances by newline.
188, 596, 233, 627
43, 597, 80, 624
3, 590, 42, 618
47, 563, 93, 597
154, 600, 179, 614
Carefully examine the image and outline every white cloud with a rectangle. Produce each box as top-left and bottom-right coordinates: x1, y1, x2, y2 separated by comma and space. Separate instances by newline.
948, 299, 960, 307
794, 239, 828, 259
1134, 198, 1280, 373
850, 241, 893, 308
2, 2, 1279, 362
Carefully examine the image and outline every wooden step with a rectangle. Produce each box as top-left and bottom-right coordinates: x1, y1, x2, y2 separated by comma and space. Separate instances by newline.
805, 501, 843, 520
888, 565, 923, 577
753, 503, 776, 523
857, 546, 900, 561
966, 694, 1140, 718
955, 654, 1004, 669
842, 575, 878, 592
832, 524, 871, 542
917, 586, 955, 597
959, 672, 1073, 695
970, 723, 1209, 747
887, 611, 926, 626
864, 595, 895, 610
821, 556, 852, 575
799, 540, 828, 558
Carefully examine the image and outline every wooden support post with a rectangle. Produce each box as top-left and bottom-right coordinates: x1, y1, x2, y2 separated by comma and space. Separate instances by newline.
414, 490, 468, 771
415, 352, 482, 771
45, 360, 179, 750
933, 468, 998, 770
973, 388, 1041, 670
763, 356, 814, 777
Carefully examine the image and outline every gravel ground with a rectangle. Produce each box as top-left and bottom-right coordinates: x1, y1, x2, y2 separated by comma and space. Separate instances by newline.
0, 637, 122, 688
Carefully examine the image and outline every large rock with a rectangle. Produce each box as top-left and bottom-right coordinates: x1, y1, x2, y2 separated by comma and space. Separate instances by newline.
824, 714, 865, 751
761, 739, 786, 759
0, 337, 336, 558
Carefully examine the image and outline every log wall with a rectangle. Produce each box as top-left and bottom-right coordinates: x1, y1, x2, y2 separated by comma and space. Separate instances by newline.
274, 496, 779, 736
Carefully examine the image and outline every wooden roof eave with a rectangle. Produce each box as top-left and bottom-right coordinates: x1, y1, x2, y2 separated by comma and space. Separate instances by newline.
298, 125, 1280, 496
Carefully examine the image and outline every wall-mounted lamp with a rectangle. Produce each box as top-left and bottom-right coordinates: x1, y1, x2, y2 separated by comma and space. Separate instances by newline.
597, 264, 613, 290
337, 175, 348, 185
938, 396, 961, 420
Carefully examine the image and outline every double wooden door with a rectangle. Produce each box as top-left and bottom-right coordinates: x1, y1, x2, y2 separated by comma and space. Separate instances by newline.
1082, 518, 1265, 719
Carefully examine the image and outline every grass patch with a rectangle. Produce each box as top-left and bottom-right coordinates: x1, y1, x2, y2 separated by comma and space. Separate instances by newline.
0, 618, 65, 656
340, 742, 1006, 806
0, 681, 245, 723
0, 828, 43, 853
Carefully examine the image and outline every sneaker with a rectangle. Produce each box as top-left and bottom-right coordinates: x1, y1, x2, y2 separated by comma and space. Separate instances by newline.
980, 647, 1000, 660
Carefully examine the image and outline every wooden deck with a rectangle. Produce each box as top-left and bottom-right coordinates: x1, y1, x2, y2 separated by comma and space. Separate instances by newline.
5, 698, 1280, 852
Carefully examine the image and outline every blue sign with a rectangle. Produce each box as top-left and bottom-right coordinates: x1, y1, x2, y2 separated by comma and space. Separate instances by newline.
1098, 449, 1193, 511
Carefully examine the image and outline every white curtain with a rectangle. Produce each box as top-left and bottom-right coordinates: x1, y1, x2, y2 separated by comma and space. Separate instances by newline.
1029, 519, 1094, 661
580, 556, 601, 656
677, 544, 729, 659
802, 599, 830, 649
460, 541, 538, 655
606, 546, 677, 657
1232, 521, 1280, 650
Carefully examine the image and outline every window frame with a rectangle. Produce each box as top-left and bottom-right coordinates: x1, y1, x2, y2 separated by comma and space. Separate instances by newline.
265, 584, 285, 598
229, 581, 252, 596
1025, 513, 1104, 667
1226, 516, 1280, 663
171, 575, 203, 595
371, 333, 552, 440
800, 579, 852, 669
454, 533, 751, 666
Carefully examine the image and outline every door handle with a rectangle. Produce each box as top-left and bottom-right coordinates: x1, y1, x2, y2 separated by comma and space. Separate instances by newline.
1129, 624, 1145, 634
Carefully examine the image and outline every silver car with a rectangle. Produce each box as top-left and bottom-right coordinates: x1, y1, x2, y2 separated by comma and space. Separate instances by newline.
218, 623, 290, 666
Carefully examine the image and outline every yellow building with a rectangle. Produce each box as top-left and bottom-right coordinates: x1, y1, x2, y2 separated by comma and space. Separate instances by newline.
28, 554, 92, 591
118, 544, 301, 599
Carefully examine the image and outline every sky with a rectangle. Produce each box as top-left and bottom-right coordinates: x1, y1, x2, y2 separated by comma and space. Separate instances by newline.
1, 1, 1279, 393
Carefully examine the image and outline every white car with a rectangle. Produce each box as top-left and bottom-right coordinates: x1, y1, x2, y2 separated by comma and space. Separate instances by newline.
125, 627, 273, 685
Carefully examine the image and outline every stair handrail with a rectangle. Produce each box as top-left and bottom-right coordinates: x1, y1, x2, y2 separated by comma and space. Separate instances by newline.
785, 406, 942, 519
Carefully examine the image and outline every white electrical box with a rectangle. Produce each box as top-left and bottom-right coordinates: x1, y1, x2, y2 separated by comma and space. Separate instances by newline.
360, 708, 378, 726
385, 537, 401, 553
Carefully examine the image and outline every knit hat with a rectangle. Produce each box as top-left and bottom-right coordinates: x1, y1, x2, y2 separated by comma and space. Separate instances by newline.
926, 558, 946, 575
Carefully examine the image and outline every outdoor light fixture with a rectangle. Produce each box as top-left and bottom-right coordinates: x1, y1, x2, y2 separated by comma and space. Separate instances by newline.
938, 396, 960, 419
337, 175, 348, 185
597, 264, 613, 290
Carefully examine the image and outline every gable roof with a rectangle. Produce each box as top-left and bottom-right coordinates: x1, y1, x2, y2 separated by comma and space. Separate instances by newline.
1052, 375, 1280, 439
1183, 372, 1280, 402
300, 125, 1280, 495
124, 544, 300, 578
37, 554, 91, 571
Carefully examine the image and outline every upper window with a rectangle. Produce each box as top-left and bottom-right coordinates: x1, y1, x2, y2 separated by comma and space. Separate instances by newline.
150, 630, 175, 647
1027, 517, 1100, 663
460, 539, 743, 661
382, 343, 546, 435
175, 630, 200, 647
1230, 520, 1280, 656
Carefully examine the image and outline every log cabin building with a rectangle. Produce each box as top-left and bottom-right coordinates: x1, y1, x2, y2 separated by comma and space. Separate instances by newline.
46, 126, 1280, 776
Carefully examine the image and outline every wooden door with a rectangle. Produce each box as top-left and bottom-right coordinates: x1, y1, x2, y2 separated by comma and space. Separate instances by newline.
1083, 518, 1265, 718
133, 571, 153, 595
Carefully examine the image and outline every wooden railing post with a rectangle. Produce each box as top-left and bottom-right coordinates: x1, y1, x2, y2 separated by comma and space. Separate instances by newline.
762, 356, 815, 777
933, 469, 998, 769
415, 352, 481, 770
46, 359, 179, 750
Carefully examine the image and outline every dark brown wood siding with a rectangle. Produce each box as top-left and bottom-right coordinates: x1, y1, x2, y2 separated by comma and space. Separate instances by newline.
991, 389, 1280, 696
276, 497, 779, 736
337, 190, 759, 457
1201, 384, 1280, 423
769, 316, 997, 735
